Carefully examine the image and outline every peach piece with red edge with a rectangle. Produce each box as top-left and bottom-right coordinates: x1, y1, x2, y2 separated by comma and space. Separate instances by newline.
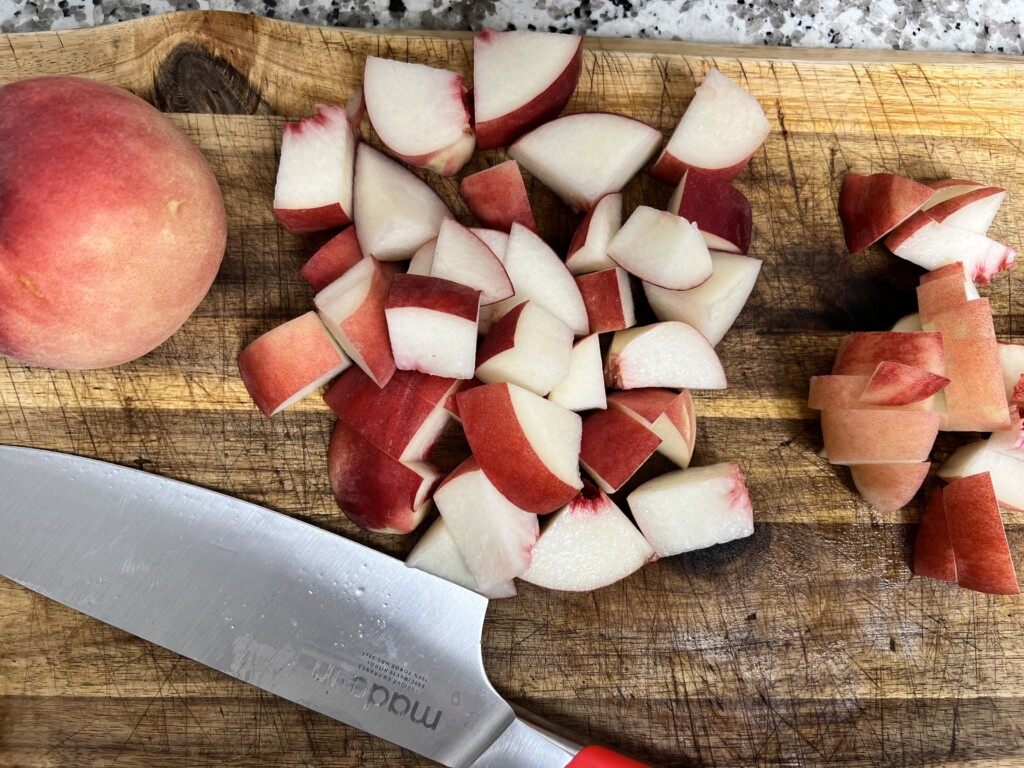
884, 211, 1016, 285
651, 68, 771, 185
443, 377, 484, 422
924, 186, 1006, 234
667, 168, 753, 254
363, 56, 474, 176
547, 334, 607, 412
643, 251, 762, 347
237, 312, 351, 417
323, 366, 457, 462
922, 178, 985, 208
628, 462, 754, 557
565, 193, 622, 276
488, 223, 589, 336
433, 456, 540, 591
943, 472, 1019, 595
429, 218, 513, 305
352, 144, 451, 261
848, 463, 931, 512
327, 419, 439, 534
273, 103, 358, 234
820, 409, 940, 465
607, 388, 697, 469
607, 205, 712, 290
575, 268, 636, 334
475, 301, 573, 397
916, 261, 972, 326
507, 113, 662, 212
473, 29, 583, 150
938, 441, 1024, 511
858, 361, 949, 407
520, 481, 656, 592
457, 381, 583, 514
459, 160, 537, 233
924, 298, 1011, 433
299, 227, 364, 291
832, 332, 945, 377
605, 322, 727, 390
579, 408, 662, 493
384, 274, 480, 380
837, 173, 934, 253
913, 487, 956, 582
406, 517, 516, 599
315, 256, 396, 388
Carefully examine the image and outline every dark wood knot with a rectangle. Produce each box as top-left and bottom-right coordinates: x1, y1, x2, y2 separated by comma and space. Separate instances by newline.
154, 42, 269, 115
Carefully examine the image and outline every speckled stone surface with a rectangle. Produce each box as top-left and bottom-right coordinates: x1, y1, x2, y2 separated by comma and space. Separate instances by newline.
0, 0, 1020, 54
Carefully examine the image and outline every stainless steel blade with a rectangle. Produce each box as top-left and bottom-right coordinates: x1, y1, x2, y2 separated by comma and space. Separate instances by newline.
0, 446, 515, 767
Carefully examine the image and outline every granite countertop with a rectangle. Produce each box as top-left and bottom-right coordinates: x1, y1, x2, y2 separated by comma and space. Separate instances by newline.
0, 0, 1020, 54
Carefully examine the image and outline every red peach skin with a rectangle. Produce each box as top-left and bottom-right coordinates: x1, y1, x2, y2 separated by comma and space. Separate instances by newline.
807, 375, 935, 412
858, 361, 949, 407
925, 299, 1011, 432
237, 312, 350, 416
849, 463, 931, 512
915, 261, 971, 325
274, 204, 349, 235
327, 420, 438, 534
606, 388, 697, 468
943, 472, 1019, 594
458, 382, 582, 514
807, 375, 871, 410
651, 152, 752, 186
576, 268, 635, 333
459, 160, 537, 232
324, 367, 456, 461
668, 168, 753, 254
913, 488, 956, 582
820, 409, 939, 464
837, 173, 933, 252
300, 228, 364, 291
579, 408, 662, 493
832, 332, 945, 377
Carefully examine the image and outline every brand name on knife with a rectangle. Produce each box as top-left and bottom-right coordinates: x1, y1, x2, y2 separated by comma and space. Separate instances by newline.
312, 658, 443, 731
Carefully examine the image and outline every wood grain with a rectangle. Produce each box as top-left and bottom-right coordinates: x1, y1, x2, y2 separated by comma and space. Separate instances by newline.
1, 10, 1023, 767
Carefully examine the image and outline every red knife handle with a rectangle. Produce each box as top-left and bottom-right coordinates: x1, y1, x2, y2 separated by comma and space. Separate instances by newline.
568, 745, 656, 767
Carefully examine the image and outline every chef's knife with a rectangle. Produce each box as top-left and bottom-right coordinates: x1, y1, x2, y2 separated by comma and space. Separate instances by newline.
0, 446, 653, 767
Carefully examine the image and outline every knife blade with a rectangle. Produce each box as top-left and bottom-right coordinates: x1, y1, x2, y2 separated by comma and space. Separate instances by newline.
0, 446, 653, 767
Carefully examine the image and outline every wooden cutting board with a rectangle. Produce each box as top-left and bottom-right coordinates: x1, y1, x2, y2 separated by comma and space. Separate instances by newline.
1, 10, 1023, 766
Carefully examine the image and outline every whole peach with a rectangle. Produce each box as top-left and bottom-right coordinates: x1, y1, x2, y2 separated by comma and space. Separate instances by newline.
0, 76, 227, 369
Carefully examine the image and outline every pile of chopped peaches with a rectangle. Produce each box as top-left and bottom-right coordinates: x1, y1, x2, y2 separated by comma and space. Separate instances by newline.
237, 30, 773, 596
822, 172, 1022, 594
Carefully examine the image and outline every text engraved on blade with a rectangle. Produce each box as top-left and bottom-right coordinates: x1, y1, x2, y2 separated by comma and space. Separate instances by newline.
307, 650, 444, 732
